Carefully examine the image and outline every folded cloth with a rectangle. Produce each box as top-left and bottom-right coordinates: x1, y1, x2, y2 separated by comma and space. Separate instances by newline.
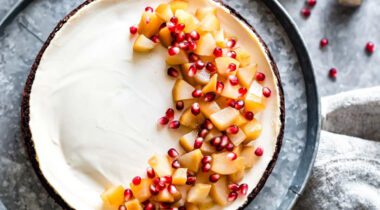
295, 87, 380, 210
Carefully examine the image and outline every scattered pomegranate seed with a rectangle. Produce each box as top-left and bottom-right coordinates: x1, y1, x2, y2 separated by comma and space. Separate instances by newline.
227, 152, 237, 160
146, 167, 156, 178
129, 26, 138, 35
188, 41, 197, 51
219, 136, 229, 149
238, 87, 248, 97
119, 205, 127, 210
234, 100, 245, 110
169, 120, 180, 129
187, 170, 195, 177
153, 177, 160, 185
189, 30, 200, 41
151, 35, 160, 43
307, 0, 317, 6
132, 176, 142, 185
156, 181, 165, 191
168, 46, 180, 56
124, 189, 133, 201
158, 116, 169, 125
172, 160, 181, 169
145, 6, 154, 12
229, 75, 239, 86
228, 63, 237, 72
366, 42, 375, 53
226, 51, 237, 59
255, 147, 264, 156
256, 72, 266, 81
227, 125, 239, 134
202, 163, 211, 172
320, 38, 328, 48
195, 60, 205, 69
202, 156, 212, 164
198, 129, 209, 138
228, 183, 240, 192
226, 38, 237, 48
168, 184, 178, 194
244, 111, 254, 121
194, 137, 204, 149
210, 137, 222, 147
170, 16, 178, 25
209, 173, 221, 183
175, 101, 184, 111
167, 22, 176, 32
149, 184, 159, 195
167, 67, 179, 78
178, 207, 186, 210
206, 62, 217, 73
176, 23, 185, 32
178, 41, 189, 50
168, 148, 179, 158
203, 119, 214, 130
213, 47, 223, 57
262, 87, 272, 97
188, 64, 197, 77
239, 183, 249, 195
191, 103, 201, 115
228, 192, 238, 202
192, 90, 203, 98
329, 68, 337, 79
162, 176, 172, 184
188, 53, 200, 62
186, 176, 197, 185
226, 143, 234, 151
301, 8, 311, 17
144, 203, 155, 210
160, 203, 171, 209
175, 32, 186, 42
204, 92, 216, 102
166, 108, 175, 119
169, 207, 178, 210
227, 99, 237, 108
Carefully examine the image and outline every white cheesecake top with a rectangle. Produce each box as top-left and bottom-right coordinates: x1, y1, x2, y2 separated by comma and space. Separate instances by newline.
28, 0, 282, 209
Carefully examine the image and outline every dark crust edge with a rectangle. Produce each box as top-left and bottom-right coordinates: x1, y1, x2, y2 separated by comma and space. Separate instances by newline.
19, 0, 285, 209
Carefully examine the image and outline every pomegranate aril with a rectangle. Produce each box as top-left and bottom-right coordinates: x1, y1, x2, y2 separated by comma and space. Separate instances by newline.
239, 183, 249, 195
219, 135, 229, 149
168, 184, 178, 194
172, 160, 181, 169
191, 103, 201, 115
129, 26, 138, 35
167, 67, 179, 78
202, 163, 211, 172
176, 23, 185, 32
227, 152, 237, 160
234, 100, 245, 110
320, 38, 328, 48
168, 148, 179, 158
216, 81, 224, 93
213, 47, 223, 57
256, 72, 266, 81
176, 32, 186, 43
144, 203, 155, 210
158, 116, 169, 125
228, 63, 237, 72
145, 6, 154, 12
169, 120, 180, 129
168, 46, 180, 56
178, 206, 186, 210
228, 183, 239, 192
204, 92, 216, 102
166, 108, 175, 119
150, 184, 159, 195
203, 119, 214, 130
307, 0, 317, 6
188, 41, 197, 51
262, 87, 271, 98
366, 42, 375, 53
209, 173, 221, 183
226, 142, 234, 151
132, 176, 142, 185
186, 176, 197, 185
226, 38, 237, 48
119, 205, 127, 210
206, 62, 217, 73
188, 64, 197, 77
157, 181, 166, 191
160, 203, 171, 209
178, 41, 189, 50
190, 30, 200, 40
153, 177, 160, 185
329, 68, 337, 79
227, 125, 239, 134
124, 188, 133, 201
229, 75, 239, 86
162, 176, 172, 184
238, 87, 248, 97
210, 137, 221, 147
167, 22, 176, 32
227, 50, 237, 59
151, 35, 160, 43
228, 192, 238, 202
244, 111, 254, 121
192, 90, 203, 98
255, 147, 264, 156
176, 101, 184, 111
189, 53, 200, 62
301, 8, 311, 17
170, 16, 179, 25
227, 99, 237, 108
195, 60, 205, 69
198, 129, 209, 138
202, 155, 212, 164
194, 137, 204, 149
146, 167, 156, 178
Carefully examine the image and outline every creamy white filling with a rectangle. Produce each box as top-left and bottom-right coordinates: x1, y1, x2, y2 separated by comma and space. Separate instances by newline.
29, 0, 282, 209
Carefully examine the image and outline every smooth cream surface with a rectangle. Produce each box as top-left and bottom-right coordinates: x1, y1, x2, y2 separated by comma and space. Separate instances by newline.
29, 0, 282, 209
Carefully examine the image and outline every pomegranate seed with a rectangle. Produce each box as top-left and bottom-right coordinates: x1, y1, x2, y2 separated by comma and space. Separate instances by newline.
167, 67, 179, 78
163, 176, 172, 184
188, 64, 197, 77
213, 47, 223, 57
301, 8, 311, 17
149, 184, 159, 195
172, 160, 181, 169
255, 147, 264, 156
188, 41, 197, 51
189, 30, 200, 40
166, 108, 175, 119
186, 176, 197, 185
226, 143, 234, 151
178, 207, 186, 210
195, 60, 205, 69
244, 111, 254, 120
210, 137, 221, 147
144, 203, 155, 210
307, 0, 317, 6
168, 46, 180, 56
191, 103, 201, 115
156, 181, 166, 191
209, 173, 221, 183
205, 62, 216, 73
228, 183, 239, 192
119, 205, 127, 210
198, 129, 209, 138
194, 137, 204, 149
239, 183, 249, 195
202, 156, 212, 164
146, 167, 156, 178
170, 208, 178, 210
129, 26, 138, 35
176, 23, 185, 32
158, 116, 169, 125
203, 119, 214, 130
320, 38, 328, 48
189, 53, 200, 62
227, 38, 237, 48
145, 6, 154, 12
262, 87, 271, 97
170, 16, 179, 25
159, 22, 167, 30
169, 120, 180, 129
227, 99, 236, 108
216, 81, 224, 93
227, 125, 239, 134
366, 42, 375, 53
256, 72, 266, 81
234, 100, 245, 110
229, 75, 239, 86
167, 22, 176, 32
204, 92, 216, 102
238, 87, 248, 97
151, 35, 160, 43
227, 50, 237, 59
228, 63, 237, 72
192, 90, 203, 98
175, 32, 186, 42
221, 135, 230, 146
168, 148, 179, 158
132, 176, 142, 185
228, 192, 238, 202
168, 184, 178, 194
153, 177, 160, 185
329, 68, 337, 79
178, 41, 189, 50
176, 101, 184, 111
124, 189, 133, 201
202, 163, 211, 172
160, 203, 171, 209
227, 152, 237, 160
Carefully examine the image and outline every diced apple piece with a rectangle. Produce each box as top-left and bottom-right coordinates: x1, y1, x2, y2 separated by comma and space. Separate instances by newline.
202, 74, 217, 93
148, 155, 173, 177
180, 107, 205, 129
209, 107, 239, 131
204, 129, 222, 142
175, 10, 199, 33
213, 30, 226, 48
153, 188, 175, 203
235, 48, 251, 67
198, 196, 216, 210
159, 27, 172, 47
181, 63, 197, 85
194, 68, 211, 85
228, 167, 245, 183
200, 141, 216, 155
245, 81, 266, 113
186, 203, 200, 210
173, 79, 194, 102
235, 114, 248, 126
240, 146, 258, 168
125, 199, 143, 210
130, 178, 152, 202
187, 184, 212, 203
242, 119, 262, 143
220, 81, 241, 99
156, 3, 174, 21
211, 152, 245, 175
173, 168, 188, 185
215, 57, 240, 76
198, 14, 220, 32
171, 185, 183, 202
195, 33, 217, 56
210, 176, 228, 206
178, 149, 204, 172
174, 185, 191, 207
227, 128, 247, 146
179, 130, 198, 152
166, 49, 189, 65
133, 35, 157, 52
237, 64, 257, 88
232, 145, 243, 156
196, 7, 217, 20
101, 185, 125, 207
138, 12, 163, 38
199, 101, 221, 118
170, 1, 189, 13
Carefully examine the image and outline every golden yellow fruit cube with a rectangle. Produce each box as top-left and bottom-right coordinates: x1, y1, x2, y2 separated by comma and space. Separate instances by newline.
195, 33, 217, 56
155, 3, 174, 21
235, 48, 251, 67
215, 57, 240, 76
209, 107, 240, 131
133, 35, 156, 52
138, 12, 163, 38
129, 178, 152, 202
101, 185, 125, 207
125, 199, 143, 210
173, 168, 188, 185
237, 64, 257, 88
242, 119, 262, 143
178, 149, 204, 172
187, 184, 212, 203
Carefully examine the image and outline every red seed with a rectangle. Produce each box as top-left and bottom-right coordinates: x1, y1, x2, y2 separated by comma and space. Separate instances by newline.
202, 156, 212, 164
168, 148, 179, 158
307, 0, 317, 6
262, 87, 271, 97
175, 32, 186, 42
168, 184, 178, 194
176, 101, 184, 111
255, 147, 264, 156
227, 152, 237, 160
168, 46, 180, 56
244, 111, 254, 121
203, 119, 214, 130
210, 137, 222, 147
188, 64, 197, 77
202, 163, 211, 172
190, 30, 200, 40
228, 192, 238, 202
149, 184, 159, 195
169, 120, 180, 129
195, 60, 205, 69
226, 38, 237, 48
132, 176, 142, 185
204, 92, 216, 102
229, 75, 239, 86
176, 23, 185, 32
228, 183, 239, 192
216, 81, 224, 93
186, 176, 197, 185
156, 180, 166, 190
256, 72, 266, 81
220, 136, 229, 149
301, 8, 311, 17
320, 38, 328, 48
145, 6, 154, 12
158, 116, 169, 125
239, 183, 249, 195
226, 50, 237, 59
146, 167, 156, 178
191, 103, 201, 115
213, 47, 223, 57
226, 143, 234, 151
151, 35, 160, 43
170, 16, 178, 25
228, 63, 237, 72
172, 160, 181, 169
160, 203, 171, 209
166, 108, 175, 119
209, 173, 221, 183
153, 177, 160, 185
129, 26, 138, 35
178, 207, 186, 210
192, 90, 203, 98
366, 42, 375, 53
167, 67, 179, 78
198, 129, 209, 138
227, 99, 237, 108
119, 205, 127, 210
167, 22, 176, 32
162, 176, 172, 184
124, 189, 133, 201
227, 125, 239, 134
144, 203, 155, 210
178, 41, 189, 50
206, 62, 217, 73
238, 87, 248, 97
234, 100, 245, 110
188, 41, 197, 51
188, 53, 200, 62
329, 68, 337, 79
194, 137, 204, 149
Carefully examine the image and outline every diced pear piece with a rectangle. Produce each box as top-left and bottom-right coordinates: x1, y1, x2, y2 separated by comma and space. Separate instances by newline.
173, 168, 188, 185
235, 48, 251, 67
178, 149, 204, 172
186, 203, 200, 210
180, 107, 205, 129
215, 57, 240, 76
133, 35, 157, 52
194, 68, 211, 85
101, 185, 125, 207
200, 141, 216, 155
148, 155, 173, 177
210, 176, 229, 206
196, 7, 217, 20
170, 1, 189, 13
138, 12, 163, 38
130, 178, 152, 202
204, 129, 222, 142
235, 114, 248, 126
198, 196, 216, 210
125, 199, 143, 210
209, 107, 239, 131
173, 79, 194, 102
175, 10, 199, 33
237, 64, 257, 88
199, 101, 221, 118
155, 3, 174, 21
220, 81, 241, 99
232, 145, 243, 156
153, 188, 175, 203
242, 119, 262, 143
181, 63, 197, 85
245, 81, 266, 113
179, 130, 198, 152
195, 33, 217, 56
213, 30, 226, 48
202, 74, 217, 94
228, 167, 245, 183
211, 152, 245, 175
240, 146, 258, 168
159, 27, 172, 47
187, 184, 212, 203
227, 128, 247, 146
166, 49, 189, 65
198, 14, 220, 32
